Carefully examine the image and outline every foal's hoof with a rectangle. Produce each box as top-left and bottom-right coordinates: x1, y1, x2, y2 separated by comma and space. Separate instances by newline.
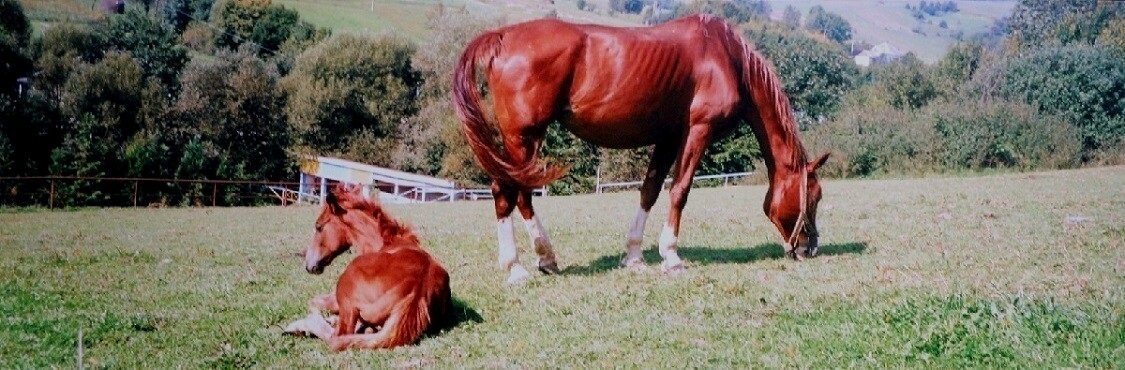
620, 258, 651, 273
506, 265, 532, 284
538, 260, 561, 275
283, 317, 315, 337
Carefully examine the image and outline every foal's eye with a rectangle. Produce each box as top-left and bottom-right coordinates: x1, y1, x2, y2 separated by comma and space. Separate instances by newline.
315, 225, 323, 232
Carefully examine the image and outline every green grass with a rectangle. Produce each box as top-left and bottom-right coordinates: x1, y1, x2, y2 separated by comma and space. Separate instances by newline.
2, 167, 1122, 367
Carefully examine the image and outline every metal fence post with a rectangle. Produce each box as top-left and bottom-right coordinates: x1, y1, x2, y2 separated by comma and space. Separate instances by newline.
49, 180, 55, 209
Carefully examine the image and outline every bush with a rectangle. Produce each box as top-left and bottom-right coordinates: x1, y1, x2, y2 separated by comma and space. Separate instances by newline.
985, 45, 1125, 157
804, 99, 1080, 177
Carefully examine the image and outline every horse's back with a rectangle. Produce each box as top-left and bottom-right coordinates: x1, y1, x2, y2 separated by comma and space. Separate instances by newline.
487, 15, 738, 147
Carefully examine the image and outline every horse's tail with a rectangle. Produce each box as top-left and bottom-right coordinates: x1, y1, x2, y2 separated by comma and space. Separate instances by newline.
452, 31, 568, 190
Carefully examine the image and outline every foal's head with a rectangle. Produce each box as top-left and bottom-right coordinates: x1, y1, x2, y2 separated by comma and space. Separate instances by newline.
302, 184, 388, 274
768, 152, 830, 259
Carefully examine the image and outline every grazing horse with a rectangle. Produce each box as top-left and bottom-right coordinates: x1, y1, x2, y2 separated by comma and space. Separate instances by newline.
289, 184, 453, 351
453, 14, 830, 282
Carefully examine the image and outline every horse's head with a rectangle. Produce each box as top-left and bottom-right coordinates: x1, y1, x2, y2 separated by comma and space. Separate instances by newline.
303, 184, 370, 274
768, 152, 830, 259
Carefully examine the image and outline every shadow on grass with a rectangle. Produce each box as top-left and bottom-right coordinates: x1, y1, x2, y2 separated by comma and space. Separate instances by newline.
430, 296, 483, 336
562, 241, 867, 276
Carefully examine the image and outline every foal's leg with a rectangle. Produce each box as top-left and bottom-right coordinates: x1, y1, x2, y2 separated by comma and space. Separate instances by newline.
659, 126, 712, 274
621, 142, 678, 268
517, 189, 561, 274
492, 181, 532, 284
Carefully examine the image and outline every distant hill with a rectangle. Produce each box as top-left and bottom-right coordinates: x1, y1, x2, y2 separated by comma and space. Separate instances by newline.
279, 0, 1014, 62
18, 0, 1015, 63
766, 0, 1015, 62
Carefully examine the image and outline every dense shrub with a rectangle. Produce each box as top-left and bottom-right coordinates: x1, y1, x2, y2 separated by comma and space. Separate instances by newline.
983, 45, 1124, 157
805, 100, 1081, 177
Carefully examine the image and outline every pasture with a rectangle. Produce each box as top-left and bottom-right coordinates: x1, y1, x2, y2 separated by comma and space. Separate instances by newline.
1, 166, 1122, 367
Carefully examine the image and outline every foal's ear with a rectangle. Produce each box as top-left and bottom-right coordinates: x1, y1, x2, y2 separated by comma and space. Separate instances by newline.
808, 152, 830, 172
327, 184, 356, 214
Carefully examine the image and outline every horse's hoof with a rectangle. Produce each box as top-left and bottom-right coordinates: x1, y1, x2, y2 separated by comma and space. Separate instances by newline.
621, 259, 651, 273
506, 265, 532, 284
660, 261, 685, 276
538, 260, 561, 275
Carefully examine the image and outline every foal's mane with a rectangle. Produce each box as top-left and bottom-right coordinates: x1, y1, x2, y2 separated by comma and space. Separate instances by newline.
707, 16, 809, 171
359, 200, 419, 245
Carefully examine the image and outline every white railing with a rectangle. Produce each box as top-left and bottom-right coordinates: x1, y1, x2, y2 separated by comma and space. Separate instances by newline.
595, 171, 753, 194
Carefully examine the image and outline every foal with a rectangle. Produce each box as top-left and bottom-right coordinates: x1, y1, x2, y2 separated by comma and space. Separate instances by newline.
288, 184, 453, 351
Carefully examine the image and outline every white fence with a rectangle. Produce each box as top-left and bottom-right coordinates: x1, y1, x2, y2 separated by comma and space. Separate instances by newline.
595, 172, 754, 194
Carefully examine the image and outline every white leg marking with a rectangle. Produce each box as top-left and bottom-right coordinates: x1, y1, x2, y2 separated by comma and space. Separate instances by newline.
621, 208, 648, 267
658, 223, 683, 273
497, 217, 529, 283
523, 215, 559, 273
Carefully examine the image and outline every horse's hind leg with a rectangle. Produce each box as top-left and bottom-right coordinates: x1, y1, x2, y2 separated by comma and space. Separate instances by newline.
517, 189, 560, 274
621, 141, 678, 268
492, 181, 533, 284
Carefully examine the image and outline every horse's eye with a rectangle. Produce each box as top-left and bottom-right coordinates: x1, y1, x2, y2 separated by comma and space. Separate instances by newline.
315, 225, 323, 232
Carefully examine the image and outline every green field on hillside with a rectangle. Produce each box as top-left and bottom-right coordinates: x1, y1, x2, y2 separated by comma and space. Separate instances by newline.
767, 0, 1015, 61
2, 167, 1122, 367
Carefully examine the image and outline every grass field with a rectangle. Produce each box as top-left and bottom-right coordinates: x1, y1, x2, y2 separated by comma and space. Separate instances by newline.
2, 166, 1122, 367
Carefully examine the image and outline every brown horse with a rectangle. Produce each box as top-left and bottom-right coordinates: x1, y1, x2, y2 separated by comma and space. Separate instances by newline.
453, 15, 829, 282
287, 184, 453, 351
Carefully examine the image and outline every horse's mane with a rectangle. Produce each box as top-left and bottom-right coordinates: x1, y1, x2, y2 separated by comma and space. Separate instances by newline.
705, 15, 808, 171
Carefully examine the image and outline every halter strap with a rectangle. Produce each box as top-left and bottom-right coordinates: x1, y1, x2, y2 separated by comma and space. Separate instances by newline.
785, 167, 809, 249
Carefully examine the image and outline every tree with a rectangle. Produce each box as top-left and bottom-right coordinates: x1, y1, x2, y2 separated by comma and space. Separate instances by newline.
805, 5, 852, 44
782, 5, 801, 28
931, 42, 984, 97
396, 6, 493, 182
743, 20, 859, 124
50, 52, 146, 205
162, 0, 216, 33
991, 46, 1125, 157
284, 34, 421, 166
213, 0, 315, 56
0, 0, 30, 94
100, 8, 188, 89
870, 53, 937, 110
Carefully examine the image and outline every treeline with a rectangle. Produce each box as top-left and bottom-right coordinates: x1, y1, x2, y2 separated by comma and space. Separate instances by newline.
0, 0, 489, 206
0, 0, 1122, 207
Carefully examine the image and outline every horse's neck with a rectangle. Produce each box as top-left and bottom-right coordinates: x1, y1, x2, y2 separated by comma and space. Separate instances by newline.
749, 119, 804, 183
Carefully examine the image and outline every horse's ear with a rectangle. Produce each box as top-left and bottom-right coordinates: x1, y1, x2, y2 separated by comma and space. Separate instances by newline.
808, 152, 830, 172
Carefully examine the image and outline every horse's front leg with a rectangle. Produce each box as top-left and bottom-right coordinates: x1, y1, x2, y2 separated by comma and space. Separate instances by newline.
517, 190, 561, 274
621, 141, 677, 269
660, 126, 711, 274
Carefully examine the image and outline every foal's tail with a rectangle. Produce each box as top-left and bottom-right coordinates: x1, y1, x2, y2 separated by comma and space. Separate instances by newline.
452, 31, 567, 190
329, 292, 431, 351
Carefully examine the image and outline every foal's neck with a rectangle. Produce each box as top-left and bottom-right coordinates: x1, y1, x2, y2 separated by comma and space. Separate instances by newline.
350, 212, 419, 255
